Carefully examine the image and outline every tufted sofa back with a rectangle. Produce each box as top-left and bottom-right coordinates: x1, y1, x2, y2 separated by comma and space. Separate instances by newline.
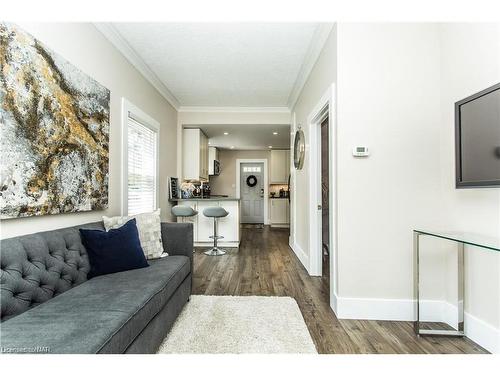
0, 221, 104, 322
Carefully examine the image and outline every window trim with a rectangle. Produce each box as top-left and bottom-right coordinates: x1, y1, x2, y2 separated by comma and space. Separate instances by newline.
121, 98, 160, 216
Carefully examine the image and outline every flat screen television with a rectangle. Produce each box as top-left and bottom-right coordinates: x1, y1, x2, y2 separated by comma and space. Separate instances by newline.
455, 83, 500, 188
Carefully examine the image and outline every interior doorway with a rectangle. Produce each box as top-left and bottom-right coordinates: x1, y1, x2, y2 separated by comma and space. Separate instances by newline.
240, 162, 265, 224
306, 83, 336, 313
320, 117, 330, 298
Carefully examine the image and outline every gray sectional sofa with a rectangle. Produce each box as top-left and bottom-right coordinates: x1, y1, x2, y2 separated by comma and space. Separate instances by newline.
0, 221, 193, 354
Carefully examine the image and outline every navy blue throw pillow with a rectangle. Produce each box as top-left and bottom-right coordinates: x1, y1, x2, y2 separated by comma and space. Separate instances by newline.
80, 219, 149, 278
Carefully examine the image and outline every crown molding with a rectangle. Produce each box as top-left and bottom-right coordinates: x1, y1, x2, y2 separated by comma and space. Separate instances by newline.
94, 23, 332, 113
93, 23, 180, 110
178, 106, 291, 113
287, 23, 334, 110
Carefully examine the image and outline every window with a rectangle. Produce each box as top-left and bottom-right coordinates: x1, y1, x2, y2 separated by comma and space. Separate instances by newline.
122, 99, 160, 216
243, 166, 261, 173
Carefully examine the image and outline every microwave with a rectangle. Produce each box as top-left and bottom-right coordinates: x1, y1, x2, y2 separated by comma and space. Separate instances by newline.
212, 160, 221, 176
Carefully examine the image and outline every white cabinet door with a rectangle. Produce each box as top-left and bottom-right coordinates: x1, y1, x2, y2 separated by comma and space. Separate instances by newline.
270, 199, 287, 223
200, 132, 209, 180
183, 128, 209, 181
183, 129, 201, 181
177, 201, 198, 241
270, 150, 288, 184
208, 147, 219, 175
218, 201, 239, 242
196, 200, 220, 242
285, 199, 290, 224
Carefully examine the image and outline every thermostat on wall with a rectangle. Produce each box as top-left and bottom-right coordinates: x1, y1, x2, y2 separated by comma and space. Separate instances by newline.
352, 146, 369, 157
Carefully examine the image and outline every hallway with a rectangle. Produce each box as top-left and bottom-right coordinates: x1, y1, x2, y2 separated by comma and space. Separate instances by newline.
193, 226, 487, 354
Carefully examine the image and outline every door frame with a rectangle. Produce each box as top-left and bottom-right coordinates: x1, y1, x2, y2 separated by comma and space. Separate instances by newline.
307, 83, 338, 311
235, 159, 269, 225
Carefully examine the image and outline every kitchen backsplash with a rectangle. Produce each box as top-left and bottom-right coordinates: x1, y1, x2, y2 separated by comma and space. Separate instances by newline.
269, 184, 288, 195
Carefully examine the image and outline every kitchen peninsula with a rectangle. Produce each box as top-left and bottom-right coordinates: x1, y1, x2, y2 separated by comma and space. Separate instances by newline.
169, 196, 240, 248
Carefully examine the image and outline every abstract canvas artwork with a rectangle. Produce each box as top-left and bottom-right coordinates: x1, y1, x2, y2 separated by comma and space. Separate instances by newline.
0, 23, 110, 219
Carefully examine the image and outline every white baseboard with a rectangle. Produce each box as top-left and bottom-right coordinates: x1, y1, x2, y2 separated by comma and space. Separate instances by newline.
336, 296, 414, 321
289, 241, 309, 273
464, 312, 500, 354
271, 224, 290, 228
335, 295, 499, 353
419, 300, 461, 330
330, 291, 339, 316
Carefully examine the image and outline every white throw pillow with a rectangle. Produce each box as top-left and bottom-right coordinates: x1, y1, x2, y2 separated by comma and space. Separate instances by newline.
103, 209, 165, 259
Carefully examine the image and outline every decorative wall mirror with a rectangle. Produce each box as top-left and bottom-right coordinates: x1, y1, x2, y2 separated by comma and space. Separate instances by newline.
293, 128, 305, 170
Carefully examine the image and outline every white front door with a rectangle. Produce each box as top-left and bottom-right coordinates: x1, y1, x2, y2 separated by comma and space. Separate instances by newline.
240, 163, 264, 223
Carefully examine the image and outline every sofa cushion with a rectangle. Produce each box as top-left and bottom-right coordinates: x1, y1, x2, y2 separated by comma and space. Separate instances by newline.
80, 219, 149, 278
0, 255, 190, 354
103, 209, 164, 260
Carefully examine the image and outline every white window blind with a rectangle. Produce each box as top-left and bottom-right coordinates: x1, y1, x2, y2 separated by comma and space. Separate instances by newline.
127, 115, 158, 216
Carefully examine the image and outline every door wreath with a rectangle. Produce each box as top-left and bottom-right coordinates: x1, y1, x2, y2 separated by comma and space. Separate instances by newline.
246, 175, 258, 187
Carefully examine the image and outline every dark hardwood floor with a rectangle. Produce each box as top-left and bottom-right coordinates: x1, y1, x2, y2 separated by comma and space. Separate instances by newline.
192, 226, 487, 354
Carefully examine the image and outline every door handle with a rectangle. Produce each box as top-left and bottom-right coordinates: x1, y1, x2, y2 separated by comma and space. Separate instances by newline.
317, 205, 322, 210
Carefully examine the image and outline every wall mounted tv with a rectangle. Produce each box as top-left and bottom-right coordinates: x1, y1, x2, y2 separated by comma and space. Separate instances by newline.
455, 83, 500, 188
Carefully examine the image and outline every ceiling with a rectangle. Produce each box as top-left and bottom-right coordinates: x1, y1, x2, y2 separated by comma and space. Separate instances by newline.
101, 23, 327, 108
186, 124, 291, 151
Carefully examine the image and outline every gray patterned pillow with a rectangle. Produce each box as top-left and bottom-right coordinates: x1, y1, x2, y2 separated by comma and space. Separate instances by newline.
103, 209, 165, 259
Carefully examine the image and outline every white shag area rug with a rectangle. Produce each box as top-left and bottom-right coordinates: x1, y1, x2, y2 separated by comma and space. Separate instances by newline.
158, 295, 317, 354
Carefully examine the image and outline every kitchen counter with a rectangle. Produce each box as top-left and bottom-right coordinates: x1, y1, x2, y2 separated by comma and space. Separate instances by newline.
173, 199, 240, 248
169, 196, 240, 202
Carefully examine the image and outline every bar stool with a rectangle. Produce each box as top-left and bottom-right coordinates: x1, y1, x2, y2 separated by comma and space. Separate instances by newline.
203, 206, 229, 256
171, 205, 198, 253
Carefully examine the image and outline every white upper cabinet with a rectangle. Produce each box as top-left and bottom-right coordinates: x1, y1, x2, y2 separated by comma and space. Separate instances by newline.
270, 150, 290, 184
183, 128, 209, 181
208, 146, 219, 175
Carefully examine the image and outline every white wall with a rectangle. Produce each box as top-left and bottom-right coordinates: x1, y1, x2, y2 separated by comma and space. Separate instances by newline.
0, 23, 178, 239
209, 150, 271, 197
438, 23, 500, 335
176, 109, 291, 178
293, 22, 500, 352
291, 26, 338, 279
335, 23, 445, 300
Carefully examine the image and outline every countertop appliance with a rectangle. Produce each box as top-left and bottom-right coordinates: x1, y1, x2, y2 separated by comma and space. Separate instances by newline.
201, 182, 211, 198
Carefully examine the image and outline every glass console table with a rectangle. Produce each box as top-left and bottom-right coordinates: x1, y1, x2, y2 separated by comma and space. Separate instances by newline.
413, 229, 500, 337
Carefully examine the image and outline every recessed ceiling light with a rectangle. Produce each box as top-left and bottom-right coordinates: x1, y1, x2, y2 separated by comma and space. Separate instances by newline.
273, 132, 278, 135
230, 146, 235, 149
268, 146, 273, 149
224, 132, 229, 135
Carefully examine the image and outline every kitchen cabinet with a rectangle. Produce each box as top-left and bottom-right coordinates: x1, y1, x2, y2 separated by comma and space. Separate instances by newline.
208, 146, 219, 175
270, 198, 289, 227
176, 199, 240, 247
175, 201, 199, 241
270, 150, 290, 184
218, 201, 239, 242
196, 200, 219, 242
182, 128, 209, 181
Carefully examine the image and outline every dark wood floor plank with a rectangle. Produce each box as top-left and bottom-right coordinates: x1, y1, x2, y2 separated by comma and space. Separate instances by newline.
192, 226, 488, 354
